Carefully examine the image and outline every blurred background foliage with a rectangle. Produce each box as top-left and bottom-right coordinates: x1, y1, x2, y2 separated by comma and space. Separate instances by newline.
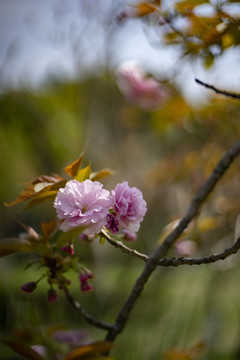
1, 0, 240, 359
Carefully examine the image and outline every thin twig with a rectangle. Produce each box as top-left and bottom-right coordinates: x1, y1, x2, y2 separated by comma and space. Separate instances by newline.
195, 78, 240, 100
101, 230, 240, 267
63, 286, 114, 331
105, 140, 240, 344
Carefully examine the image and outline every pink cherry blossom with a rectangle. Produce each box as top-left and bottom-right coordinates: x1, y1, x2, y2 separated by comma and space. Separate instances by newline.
116, 60, 167, 109
54, 179, 113, 236
112, 181, 147, 233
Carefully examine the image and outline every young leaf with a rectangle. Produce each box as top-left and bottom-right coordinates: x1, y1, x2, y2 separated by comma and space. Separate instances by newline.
74, 162, 91, 182
130, 1, 160, 17
64, 153, 84, 177
41, 220, 58, 237
65, 341, 114, 360
25, 180, 67, 209
0, 238, 33, 257
90, 169, 113, 182
57, 226, 87, 246
2, 341, 43, 360
5, 175, 63, 208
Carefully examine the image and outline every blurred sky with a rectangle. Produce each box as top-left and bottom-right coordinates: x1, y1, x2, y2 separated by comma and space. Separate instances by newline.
0, 0, 240, 103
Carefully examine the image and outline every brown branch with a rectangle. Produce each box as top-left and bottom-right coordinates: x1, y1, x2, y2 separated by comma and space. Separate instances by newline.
101, 230, 240, 267
105, 140, 240, 345
63, 286, 114, 331
195, 78, 240, 100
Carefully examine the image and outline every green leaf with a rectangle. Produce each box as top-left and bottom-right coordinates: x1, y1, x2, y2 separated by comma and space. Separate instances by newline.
203, 51, 214, 68
57, 226, 87, 245
2, 341, 43, 360
0, 238, 33, 257
74, 162, 91, 182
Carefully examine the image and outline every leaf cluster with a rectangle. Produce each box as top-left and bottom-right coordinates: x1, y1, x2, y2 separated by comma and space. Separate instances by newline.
127, 0, 240, 67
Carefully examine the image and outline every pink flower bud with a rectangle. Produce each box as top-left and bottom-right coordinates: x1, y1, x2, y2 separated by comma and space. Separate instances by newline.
62, 243, 74, 255
81, 281, 94, 293
47, 289, 58, 303
122, 229, 137, 242
79, 270, 94, 293
79, 270, 93, 284
21, 281, 37, 294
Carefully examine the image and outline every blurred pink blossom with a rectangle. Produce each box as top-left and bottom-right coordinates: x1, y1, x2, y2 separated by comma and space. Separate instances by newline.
116, 60, 167, 109
175, 240, 197, 257
112, 181, 147, 233
54, 180, 113, 236
80, 270, 94, 293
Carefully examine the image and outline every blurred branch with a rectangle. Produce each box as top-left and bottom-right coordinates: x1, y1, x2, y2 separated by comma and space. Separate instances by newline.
195, 79, 240, 100
105, 139, 240, 346
101, 230, 240, 266
63, 286, 114, 331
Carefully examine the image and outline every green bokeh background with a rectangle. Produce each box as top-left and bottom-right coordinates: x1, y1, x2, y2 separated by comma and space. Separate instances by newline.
1, 72, 240, 359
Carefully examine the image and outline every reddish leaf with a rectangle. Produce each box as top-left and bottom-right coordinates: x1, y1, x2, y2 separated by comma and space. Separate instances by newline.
2, 341, 43, 360
15, 218, 39, 241
64, 153, 84, 177
5, 175, 62, 207
65, 341, 114, 360
25, 180, 67, 209
41, 219, 58, 237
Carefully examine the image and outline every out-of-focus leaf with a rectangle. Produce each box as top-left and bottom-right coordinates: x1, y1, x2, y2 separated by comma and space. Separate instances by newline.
64, 153, 84, 177
15, 218, 39, 240
203, 51, 214, 68
57, 226, 86, 245
130, 1, 160, 17
74, 162, 91, 182
25, 180, 67, 209
2, 341, 43, 360
5, 175, 63, 207
196, 216, 219, 233
65, 341, 114, 360
176, 0, 208, 13
0, 238, 33, 256
164, 341, 205, 359
91, 169, 113, 181
41, 220, 58, 237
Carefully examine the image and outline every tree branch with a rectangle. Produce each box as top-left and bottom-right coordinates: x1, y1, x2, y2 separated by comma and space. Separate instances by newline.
195, 78, 240, 100
101, 230, 240, 267
63, 286, 114, 331
105, 140, 240, 345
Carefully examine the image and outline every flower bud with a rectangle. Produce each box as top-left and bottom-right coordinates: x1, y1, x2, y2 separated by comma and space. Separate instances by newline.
81, 281, 94, 293
21, 281, 37, 294
122, 229, 137, 242
62, 243, 74, 255
47, 288, 58, 303
79, 270, 93, 284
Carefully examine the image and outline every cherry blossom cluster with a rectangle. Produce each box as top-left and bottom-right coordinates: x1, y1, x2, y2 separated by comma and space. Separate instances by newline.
54, 179, 147, 238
